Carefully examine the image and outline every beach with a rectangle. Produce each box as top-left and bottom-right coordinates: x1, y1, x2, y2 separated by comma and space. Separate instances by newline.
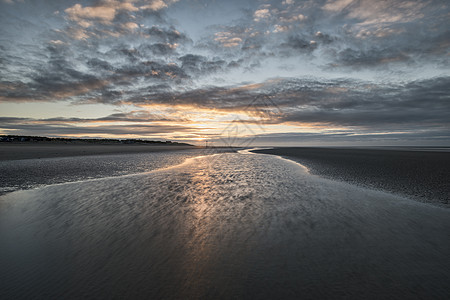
1, 150, 449, 299
252, 147, 450, 206
0, 145, 235, 196
0, 143, 198, 161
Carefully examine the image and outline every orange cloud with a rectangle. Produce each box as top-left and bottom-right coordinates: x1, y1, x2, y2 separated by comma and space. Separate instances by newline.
65, 4, 117, 25
214, 32, 243, 47
254, 8, 271, 22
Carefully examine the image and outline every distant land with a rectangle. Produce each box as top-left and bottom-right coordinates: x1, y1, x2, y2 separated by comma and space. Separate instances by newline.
0, 135, 192, 146
0, 135, 196, 160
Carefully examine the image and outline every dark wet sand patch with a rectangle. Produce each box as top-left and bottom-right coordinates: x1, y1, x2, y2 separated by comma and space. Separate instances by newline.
252, 147, 450, 206
0, 143, 198, 161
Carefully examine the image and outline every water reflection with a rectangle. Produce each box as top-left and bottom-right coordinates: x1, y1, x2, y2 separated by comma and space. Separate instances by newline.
179, 164, 221, 299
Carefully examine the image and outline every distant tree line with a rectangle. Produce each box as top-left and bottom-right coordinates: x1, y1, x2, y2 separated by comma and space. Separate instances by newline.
0, 135, 192, 146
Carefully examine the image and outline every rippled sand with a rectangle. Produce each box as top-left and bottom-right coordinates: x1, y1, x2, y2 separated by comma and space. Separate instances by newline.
253, 147, 450, 206
0, 144, 197, 161
1, 151, 449, 299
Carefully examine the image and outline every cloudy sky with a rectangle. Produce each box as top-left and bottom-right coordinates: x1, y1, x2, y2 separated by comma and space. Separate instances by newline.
0, 0, 449, 146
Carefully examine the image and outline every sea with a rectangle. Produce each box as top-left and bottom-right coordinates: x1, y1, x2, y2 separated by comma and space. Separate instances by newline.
1, 149, 449, 299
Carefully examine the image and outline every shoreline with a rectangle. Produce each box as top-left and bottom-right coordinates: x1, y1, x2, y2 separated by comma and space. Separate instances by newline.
252, 147, 450, 207
0, 145, 237, 196
0, 143, 200, 161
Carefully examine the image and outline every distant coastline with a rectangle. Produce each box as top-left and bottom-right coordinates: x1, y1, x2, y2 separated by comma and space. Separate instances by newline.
0, 135, 197, 161
0, 135, 192, 146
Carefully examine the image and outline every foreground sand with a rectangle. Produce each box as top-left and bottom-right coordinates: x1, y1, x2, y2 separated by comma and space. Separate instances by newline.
2, 149, 450, 299
0, 143, 198, 161
252, 147, 450, 206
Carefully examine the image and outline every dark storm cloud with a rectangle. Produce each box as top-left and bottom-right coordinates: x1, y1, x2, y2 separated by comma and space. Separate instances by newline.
0, 41, 190, 102
279, 35, 317, 55
178, 54, 227, 75
262, 76, 450, 129
144, 43, 177, 56
0, 111, 181, 124
146, 26, 191, 44
116, 60, 188, 79
243, 0, 448, 69
314, 31, 334, 44
33, 45, 105, 89
179, 54, 206, 69
0, 42, 112, 101
330, 48, 410, 68
87, 58, 114, 71
118, 84, 258, 108
241, 36, 264, 52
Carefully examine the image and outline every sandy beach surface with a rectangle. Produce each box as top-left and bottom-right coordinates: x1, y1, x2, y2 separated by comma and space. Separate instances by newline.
252, 147, 450, 206
0, 143, 198, 161
1, 149, 449, 299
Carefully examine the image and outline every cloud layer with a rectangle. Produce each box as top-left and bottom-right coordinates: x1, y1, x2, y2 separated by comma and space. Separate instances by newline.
0, 0, 449, 144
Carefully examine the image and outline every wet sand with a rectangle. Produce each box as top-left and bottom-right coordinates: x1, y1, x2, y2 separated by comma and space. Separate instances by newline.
1, 150, 449, 299
252, 147, 450, 206
0, 143, 198, 161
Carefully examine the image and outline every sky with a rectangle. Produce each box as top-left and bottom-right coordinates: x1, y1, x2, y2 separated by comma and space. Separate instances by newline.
0, 0, 449, 146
